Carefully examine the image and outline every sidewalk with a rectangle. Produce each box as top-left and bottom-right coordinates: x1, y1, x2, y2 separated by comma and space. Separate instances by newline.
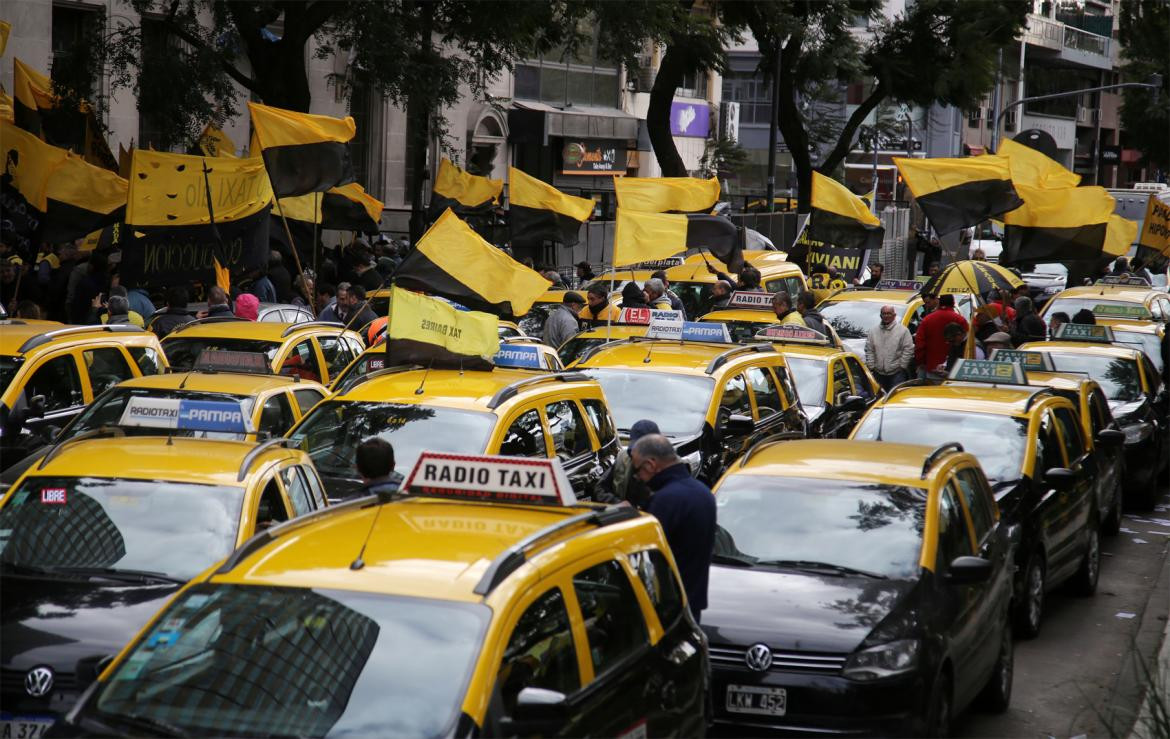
1127, 527, 1169, 739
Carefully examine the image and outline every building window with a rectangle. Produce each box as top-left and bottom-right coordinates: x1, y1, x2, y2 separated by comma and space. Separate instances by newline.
677, 70, 707, 99
513, 27, 619, 108
52, 3, 103, 101
137, 18, 173, 151
720, 71, 771, 125
968, 108, 982, 128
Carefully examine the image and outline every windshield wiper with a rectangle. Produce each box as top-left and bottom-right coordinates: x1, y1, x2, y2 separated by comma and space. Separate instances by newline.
99, 711, 189, 737
755, 559, 889, 579
712, 552, 756, 567
46, 566, 186, 585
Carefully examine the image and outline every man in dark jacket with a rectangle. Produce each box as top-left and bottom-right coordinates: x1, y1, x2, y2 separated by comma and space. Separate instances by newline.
797, 291, 828, 335
355, 438, 401, 500
204, 286, 236, 318
632, 434, 717, 622
651, 270, 686, 317
1011, 296, 1047, 345
151, 287, 195, 337
268, 250, 294, 303
619, 281, 650, 309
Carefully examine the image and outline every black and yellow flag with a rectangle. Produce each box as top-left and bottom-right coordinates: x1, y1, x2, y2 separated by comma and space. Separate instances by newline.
385, 287, 498, 371
394, 209, 550, 318
0, 90, 11, 123
0, 21, 10, 57
807, 172, 884, 253
508, 166, 593, 247
248, 101, 356, 198
43, 150, 128, 243
894, 155, 1023, 235
13, 58, 53, 135
998, 138, 1081, 189
428, 158, 502, 221
614, 209, 742, 271
1, 119, 67, 256
279, 182, 383, 234
1002, 183, 1119, 263
127, 150, 272, 226
13, 57, 116, 170
189, 122, 236, 158
615, 175, 720, 214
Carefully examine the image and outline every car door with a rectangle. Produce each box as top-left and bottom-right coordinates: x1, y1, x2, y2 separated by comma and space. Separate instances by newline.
278, 338, 324, 383
1052, 404, 1095, 551
256, 392, 297, 439
714, 371, 756, 462
842, 355, 878, 430
1086, 388, 1123, 512
821, 358, 856, 438
318, 335, 358, 385
745, 365, 790, 443
289, 387, 326, 421
495, 407, 552, 459
1032, 409, 1075, 576
18, 351, 87, 439
80, 346, 137, 399
544, 399, 602, 496
581, 398, 620, 474
278, 463, 323, 518
243, 474, 295, 542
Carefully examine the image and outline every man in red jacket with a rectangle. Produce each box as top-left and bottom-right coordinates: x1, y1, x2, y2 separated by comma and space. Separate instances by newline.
915, 293, 969, 380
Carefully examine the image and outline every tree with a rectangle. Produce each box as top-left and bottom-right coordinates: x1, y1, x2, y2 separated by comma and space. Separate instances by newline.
726, 0, 1028, 212
1119, 0, 1170, 172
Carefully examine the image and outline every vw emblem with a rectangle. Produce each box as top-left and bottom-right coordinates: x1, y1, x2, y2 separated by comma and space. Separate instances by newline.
25, 666, 54, 698
744, 643, 773, 672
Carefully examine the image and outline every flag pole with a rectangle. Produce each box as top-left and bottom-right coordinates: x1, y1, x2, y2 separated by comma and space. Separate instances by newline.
273, 195, 314, 315
200, 159, 229, 294
312, 190, 320, 287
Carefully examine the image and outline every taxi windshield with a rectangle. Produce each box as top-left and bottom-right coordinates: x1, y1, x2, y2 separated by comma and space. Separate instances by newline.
715, 475, 926, 579
69, 387, 255, 440
853, 408, 1029, 484
582, 369, 714, 437
558, 336, 607, 367
163, 338, 281, 370
90, 584, 488, 738
671, 281, 717, 318
1112, 330, 1163, 373
331, 353, 392, 393
821, 301, 906, 339
289, 401, 494, 491
0, 355, 22, 397
1038, 352, 1144, 401
784, 357, 828, 408
0, 477, 243, 580
1044, 298, 1144, 319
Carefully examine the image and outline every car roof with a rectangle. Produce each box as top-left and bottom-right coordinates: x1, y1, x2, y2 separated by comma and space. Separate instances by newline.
165, 320, 351, 341
334, 367, 597, 411
116, 370, 313, 395
576, 340, 773, 376
0, 322, 146, 357
878, 383, 1043, 416
700, 309, 778, 323
21, 436, 299, 486
820, 290, 922, 305
210, 498, 659, 603
571, 325, 650, 339
1020, 341, 1144, 361
1026, 371, 1096, 393
727, 439, 957, 488
1051, 285, 1157, 301
770, 343, 845, 360
1098, 319, 1162, 335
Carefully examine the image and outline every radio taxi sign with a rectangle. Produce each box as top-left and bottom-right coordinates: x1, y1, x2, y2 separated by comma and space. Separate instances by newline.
947, 359, 1027, 385
989, 349, 1055, 372
404, 452, 577, 506
1055, 323, 1115, 343
874, 279, 925, 292
1096, 276, 1152, 287
726, 291, 774, 310
754, 325, 830, 344
1092, 303, 1152, 320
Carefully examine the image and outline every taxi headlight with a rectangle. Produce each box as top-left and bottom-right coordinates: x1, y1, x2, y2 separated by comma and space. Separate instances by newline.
1123, 422, 1153, 444
681, 450, 702, 475
843, 639, 920, 681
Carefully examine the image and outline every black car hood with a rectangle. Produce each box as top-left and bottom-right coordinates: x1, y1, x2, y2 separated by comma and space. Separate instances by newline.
1, 575, 178, 679
702, 565, 917, 654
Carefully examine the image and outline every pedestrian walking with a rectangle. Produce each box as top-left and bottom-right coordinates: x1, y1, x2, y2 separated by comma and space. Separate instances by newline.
596, 419, 659, 508
543, 292, 584, 349
632, 433, 716, 622
355, 437, 401, 500
771, 291, 807, 326
797, 291, 828, 335
915, 293, 969, 380
865, 304, 914, 390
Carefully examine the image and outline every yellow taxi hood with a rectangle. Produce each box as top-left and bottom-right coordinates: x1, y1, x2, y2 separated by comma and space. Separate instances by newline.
335, 367, 593, 410
119, 370, 315, 395
726, 439, 945, 488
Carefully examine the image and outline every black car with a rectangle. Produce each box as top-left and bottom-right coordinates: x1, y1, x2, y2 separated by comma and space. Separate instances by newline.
704, 439, 1015, 736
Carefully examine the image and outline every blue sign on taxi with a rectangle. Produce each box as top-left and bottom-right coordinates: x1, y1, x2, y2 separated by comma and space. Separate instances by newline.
492, 344, 543, 369
1054, 323, 1114, 343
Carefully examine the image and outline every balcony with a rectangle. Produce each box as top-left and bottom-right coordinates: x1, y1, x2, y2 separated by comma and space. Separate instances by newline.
1024, 14, 1064, 51
1023, 14, 1112, 70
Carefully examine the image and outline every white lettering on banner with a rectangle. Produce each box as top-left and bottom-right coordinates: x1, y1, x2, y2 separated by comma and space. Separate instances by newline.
120, 398, 181, 428
41, 488, 67, 504
727, 291, 773, 309
649, 309, 684, 323
403, 452, 577, 506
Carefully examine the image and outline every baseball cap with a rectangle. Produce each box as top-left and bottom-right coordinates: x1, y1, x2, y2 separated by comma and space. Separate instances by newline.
628, 419, 661, 447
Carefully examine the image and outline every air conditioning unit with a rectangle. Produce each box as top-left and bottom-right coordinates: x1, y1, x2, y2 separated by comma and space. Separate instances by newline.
635, 54, 656, 92
720, 101, 741, 143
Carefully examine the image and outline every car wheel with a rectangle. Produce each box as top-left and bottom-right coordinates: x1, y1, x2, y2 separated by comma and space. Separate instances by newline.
1070, 524, 1100, 596
977, 623, 1013, 713
923, 670, 952, 738
1015, 553, 1045, 639
1102, 472, 1123, 536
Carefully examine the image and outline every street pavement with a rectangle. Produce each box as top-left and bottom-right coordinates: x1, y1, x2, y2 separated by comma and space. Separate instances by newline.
956, 480, 1170, 738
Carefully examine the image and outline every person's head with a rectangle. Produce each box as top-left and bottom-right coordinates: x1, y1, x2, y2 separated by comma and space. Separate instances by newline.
1013, 295, 1034, 315
922, 291, 939, 311
346, 284, 367, 308
621, 281, 644, 305
984, 331, 1013, 352
943, 321, 965, 345
269, 251, 282, 270
166, 286, 189, 310
586, 282, 608, 309
650, 269, 670, 289
971, 248, 986, 261
927, 262, 941, 277
576, 261, 593, 280
235, 293, 260, 321
106, 295, 129, 317
1049, 311, 1070, 335
1072, 308, 1096, 325
630, 433, 681, 482
771, 290, 793, 315
1114, 256, 1129, 272
712, 279, 733, 299
336, 281, 351, 306
879, 304, 897, 326
797, 291, 817, 313
317, 281, 336, 302
14, 300, 41, 319
0, 259, 17, 282
207, 285, 228, 307
108, 284, 128, 299
827, 265, 839, 279
739, 265, 761, 289
938, 293, 955, 310
355, 437, 395, 482
627, 419, 660, 450
562, 291, 585, 311
869, 263, 884, 279
1012, 284, 1029, 299
643, 278, 665, 301
543, 269, 564, 286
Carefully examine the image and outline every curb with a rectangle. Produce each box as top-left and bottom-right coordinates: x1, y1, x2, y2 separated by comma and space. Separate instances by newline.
1123, 515, 1170, 739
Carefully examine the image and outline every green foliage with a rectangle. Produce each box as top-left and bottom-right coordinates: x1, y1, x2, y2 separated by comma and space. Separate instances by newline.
1119, 0, 1170, 170
699, 136, 750, 179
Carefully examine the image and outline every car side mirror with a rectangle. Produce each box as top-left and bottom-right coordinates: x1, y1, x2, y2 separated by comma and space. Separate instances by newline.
946, 555, 992, 585
1095, 428, 1125, 448
500, 687, 569, 736
1044, 467, 1076, 492
724, 413, 755, 436
840, 394, 866, 411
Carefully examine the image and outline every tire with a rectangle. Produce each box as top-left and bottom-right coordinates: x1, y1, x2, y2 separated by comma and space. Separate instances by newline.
977, 623, 1013, 713
1014, 552, 1045, 639
923, 670, 952, 738
1070, 524, 1100, 597
1102, 471, 1123, 536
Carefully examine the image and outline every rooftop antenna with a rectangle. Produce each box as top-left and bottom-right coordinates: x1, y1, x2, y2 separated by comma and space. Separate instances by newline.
414, 359, 435, 395
350, 499, 392, 570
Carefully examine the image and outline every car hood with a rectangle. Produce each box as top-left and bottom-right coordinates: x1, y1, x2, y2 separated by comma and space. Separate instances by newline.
702, 565, 917, 654
1, 575, 179, 681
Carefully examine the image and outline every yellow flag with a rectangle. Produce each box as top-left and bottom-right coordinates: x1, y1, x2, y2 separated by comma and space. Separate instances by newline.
213, 257, 231, 292
43, 151, 128, 242
811, 171, 881, 226
127, 150, 272, 226
0, 119, 68, 209
613, 209, 689, 267
508, 166, 594, 221
1003, 183, 1114, 229
387, 286, 499, 359
999, 138, 1081, 189
615, 176, 720, 213
430, 158, 503, 217
1138, 193, 1170, 256
0, 90, 11, 122
1103, 214, 1137, 258
12, 58, 55, 132
0, 21, 10, 57
195, 122, 236, 158
248, 101, 356, 198
279, 183, 383, 229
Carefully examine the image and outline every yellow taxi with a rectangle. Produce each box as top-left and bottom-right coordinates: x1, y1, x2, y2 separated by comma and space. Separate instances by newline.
1040, 276, 1170, 323
161, 319, 366, 385
288, 358, 620, 500
1019, 324, 1168, 508
559, 324, 650, 367
0, 435, 326, 727
850, 359, 1102, 638
574, 322, 807, 482
1090, 303, 1167, 374
753, 325, 880, 438
53, 453, 708, 737
0, 322, 169, 462
705, 439, 1014, 735
699, 290, 844, 346
665, 252, 807, 318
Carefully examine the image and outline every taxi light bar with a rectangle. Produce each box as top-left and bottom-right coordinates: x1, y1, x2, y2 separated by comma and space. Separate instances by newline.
193, 349, 272, 375
726, 291, 774, 310
947, 358, 1028, 385
988, 349, 1055, 372
120, 397, 252, 435
1054, 323, 1115, 343
874, 279, 925, 292
646, 316, 732, 343
616, 307, 652, 325
1091, 303, 1152, 320
1096, 276, 1151, 287
492, 344, 544, 370
628, 256, 685, 270
754, 325, 831, 344
404, 452, 578, 507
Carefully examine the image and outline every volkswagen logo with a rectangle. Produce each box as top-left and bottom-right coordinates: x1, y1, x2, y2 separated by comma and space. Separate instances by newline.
744, 643, 773, 672
25, 666, 54, 698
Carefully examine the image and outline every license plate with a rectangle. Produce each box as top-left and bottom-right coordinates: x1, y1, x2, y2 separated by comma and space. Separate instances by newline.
726, 684, 787, 716
0, 716, 54, 739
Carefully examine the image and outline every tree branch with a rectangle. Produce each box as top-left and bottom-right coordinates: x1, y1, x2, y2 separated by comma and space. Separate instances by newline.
157, 10, 260, 95
818, 82, 887, 174
298, 1, 342, 43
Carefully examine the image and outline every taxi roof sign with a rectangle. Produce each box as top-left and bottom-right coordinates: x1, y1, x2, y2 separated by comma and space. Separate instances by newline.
629, 256, 684, 270
874, 279, 925, 292
1092, 303, 1152, 320
1096, 276, 1152, 287
404, 452, 577, 506
193, 349, 271, 375
617, 307, 652, 325
645, 317, 732, 343
947, 359, 1028, 385
118, 397, 251, 434
492, 344, 544, 369
989, 348, 1055, 372
754, 324, 831, 344
1054, 323, 1115, 343
726, 291, 774, 310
